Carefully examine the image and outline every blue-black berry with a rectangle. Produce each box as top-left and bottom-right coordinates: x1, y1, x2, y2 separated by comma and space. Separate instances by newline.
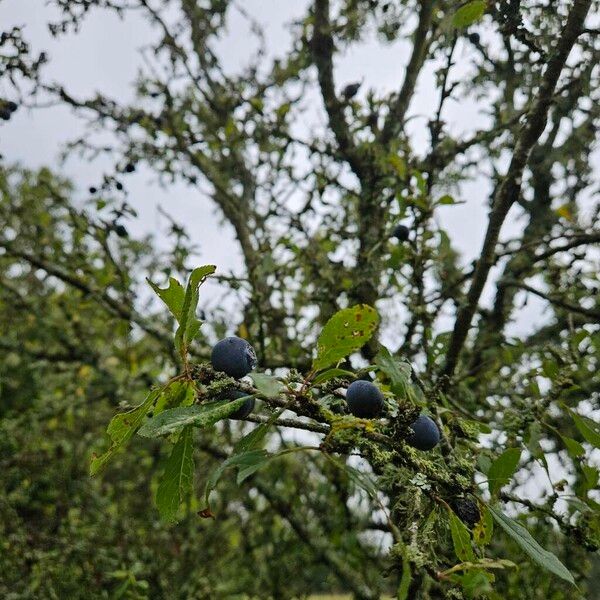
407, 414, 440, 450
114, 224, 128, 238
226, 389, 255, 419
211, 336, 257, 379
451, 498, 481, 528
392, 224, 410, 242
346, 380, 384, 418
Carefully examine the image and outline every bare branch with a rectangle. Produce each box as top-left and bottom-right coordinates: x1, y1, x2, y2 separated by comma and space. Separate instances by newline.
311, 0, 363, 177
500, 279, 600, 320
380, 0, 436, 144
440, 0, 592, 382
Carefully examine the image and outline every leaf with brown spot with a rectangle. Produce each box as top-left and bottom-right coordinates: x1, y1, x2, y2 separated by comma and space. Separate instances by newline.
312, 305, 379, 372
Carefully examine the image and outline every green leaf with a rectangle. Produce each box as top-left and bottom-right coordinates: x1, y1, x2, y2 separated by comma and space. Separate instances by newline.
477, 454, 492, 475
311, 368, 355, 385
249, 372, 284, 398
147, 276, 185, 322
568, 410, 600, 448
90, 388, 160, 475
582, 464, 599, 489
488, 448, 521, 496
203, 446, 315, 511
542, 359, 559, 379
452, 1, 486, 28
313, 305, 379, 372
174, 265, 216, 353
397, 543, 412, 600
387, 154, 407, 178
526, 422, 544, 457
437, 194, 456, 205
154, 380, 196, 414
473, 504, 493, 547
488, 505, 575, 585
560, 435, 585, 458
448, 510, 475, 562
138, 397, 250, 438
156, 426, 194, 522
375, 346, 411, 398
555, 203, 573, 222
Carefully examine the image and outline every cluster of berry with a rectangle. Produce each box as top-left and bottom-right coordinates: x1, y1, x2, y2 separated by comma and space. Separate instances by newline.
210, 336, 440, 451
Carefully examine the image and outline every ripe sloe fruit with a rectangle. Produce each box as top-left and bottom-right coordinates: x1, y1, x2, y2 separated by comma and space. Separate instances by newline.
451, 498, 481, 528
468, 32, 480, 44
346, 380, 384, 418
114, 224, 128, 238
124, 162, 136, 173
211, 336, 257, 379
392, 224, 410, 242
226, 389, 255, 419
407, 414, 440, 450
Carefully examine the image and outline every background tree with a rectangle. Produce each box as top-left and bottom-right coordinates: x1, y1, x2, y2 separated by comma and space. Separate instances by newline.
1, 0, 600, 598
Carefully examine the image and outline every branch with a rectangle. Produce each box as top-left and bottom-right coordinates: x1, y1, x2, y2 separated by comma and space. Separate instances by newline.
380, 0, 436, 144
440, 0, 592, 381
524, 233, 600, 265
500, 279, 600, 320
243, 413, 330, 435
499, 492, 573, 534
311, 0, 363, 177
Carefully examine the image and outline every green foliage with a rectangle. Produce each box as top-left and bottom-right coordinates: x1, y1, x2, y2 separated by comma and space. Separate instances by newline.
452, 1, 487, 28
488, 505, 575, 585
374, 347, 412, 399
156, 426, 195, 522
448, 509, 475, 562
473, 504, 494, 547
233, 408, 284, 454
249, 372, 285, 398
312, 305, 379, 372
173, 265, 216, 360
138, 398, 250, 438
488, 448, 522, 496
147, 276, 185, 321
312, 368, 356, 385
90, 389, 161, 476
568, 409, 600, 448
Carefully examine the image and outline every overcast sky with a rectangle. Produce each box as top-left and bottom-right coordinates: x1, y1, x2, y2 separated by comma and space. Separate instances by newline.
2, 0, 588, 337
